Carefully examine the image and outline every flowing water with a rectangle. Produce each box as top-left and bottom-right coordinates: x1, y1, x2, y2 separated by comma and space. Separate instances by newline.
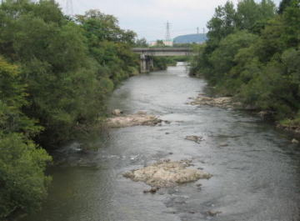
22, 63, 300, 221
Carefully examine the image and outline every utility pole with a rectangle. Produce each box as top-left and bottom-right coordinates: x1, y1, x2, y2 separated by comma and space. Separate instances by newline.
197, 27, 199, 34
165, 21, 171, 42
66, 0, 74, 16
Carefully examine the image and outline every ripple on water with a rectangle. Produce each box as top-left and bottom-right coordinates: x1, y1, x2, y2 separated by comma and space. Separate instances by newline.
21, 64, 300, 221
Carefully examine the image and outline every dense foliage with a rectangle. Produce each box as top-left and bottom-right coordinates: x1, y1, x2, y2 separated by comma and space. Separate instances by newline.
0, 0, 139, 218
191, 0, 300, 126
151, 57, 174, 71
151, 56, 191, 71
0, 56, 52, 219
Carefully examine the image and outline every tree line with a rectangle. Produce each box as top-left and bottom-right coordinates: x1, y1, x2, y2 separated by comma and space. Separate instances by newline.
191, 0, 300, 128
0, 0, 140, 219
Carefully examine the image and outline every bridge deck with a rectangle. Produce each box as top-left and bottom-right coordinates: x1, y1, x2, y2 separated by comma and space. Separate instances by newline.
132, 47, 193, 57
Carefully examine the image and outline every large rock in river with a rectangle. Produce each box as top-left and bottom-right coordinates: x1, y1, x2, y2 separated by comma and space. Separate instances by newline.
111, 109, 123, 116
106, 112, 162, 128
123, 159, 212, 188
190, 95, 241, 109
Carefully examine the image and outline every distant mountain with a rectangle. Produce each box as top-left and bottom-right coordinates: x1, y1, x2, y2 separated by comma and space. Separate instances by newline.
173, 34, 207, 44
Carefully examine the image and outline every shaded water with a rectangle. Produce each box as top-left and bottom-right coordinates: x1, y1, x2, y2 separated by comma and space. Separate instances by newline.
22, 63, 300, 221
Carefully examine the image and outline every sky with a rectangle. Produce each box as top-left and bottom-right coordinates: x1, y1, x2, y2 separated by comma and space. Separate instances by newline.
55, 0, 281, 42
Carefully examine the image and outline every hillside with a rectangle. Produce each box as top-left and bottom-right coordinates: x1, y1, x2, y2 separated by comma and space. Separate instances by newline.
173, 33, 207, 44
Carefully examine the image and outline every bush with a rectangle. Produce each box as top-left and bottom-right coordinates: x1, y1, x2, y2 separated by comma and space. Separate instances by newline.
0, 133, 52, 218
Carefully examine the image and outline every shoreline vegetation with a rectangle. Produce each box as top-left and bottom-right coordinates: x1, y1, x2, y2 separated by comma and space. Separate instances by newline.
189, 94, 300, 139
1, 0, 299, 219
0, 0, 143, 219
0, 0, 184, 217
190, 0, 300, 135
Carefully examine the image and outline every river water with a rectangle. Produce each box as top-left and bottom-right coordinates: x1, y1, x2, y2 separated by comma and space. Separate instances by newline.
22, 63, 300, 221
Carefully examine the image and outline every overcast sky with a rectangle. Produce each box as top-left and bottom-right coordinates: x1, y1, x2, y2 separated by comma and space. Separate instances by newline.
56, 0, 281, 42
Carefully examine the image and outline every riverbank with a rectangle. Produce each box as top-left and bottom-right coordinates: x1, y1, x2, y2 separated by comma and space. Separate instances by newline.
20, 64, 300, 221
189, 0, 300, 143
189, 93, 300, 141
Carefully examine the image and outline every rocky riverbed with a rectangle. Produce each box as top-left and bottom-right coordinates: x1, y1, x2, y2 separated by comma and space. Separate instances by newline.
106, 110, 162, 128
190, 95, 300, 138
21, 64, 300, 221
123, 159, 211, 188
189, 94, 241, 109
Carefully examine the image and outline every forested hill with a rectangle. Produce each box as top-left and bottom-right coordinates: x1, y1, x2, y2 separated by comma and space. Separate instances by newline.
173, 34, 207, 44
191, 0, 300, 130
0, 0, 139, 219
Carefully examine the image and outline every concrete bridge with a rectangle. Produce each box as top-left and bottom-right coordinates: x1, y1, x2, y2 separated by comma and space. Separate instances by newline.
132, 47, 194, 73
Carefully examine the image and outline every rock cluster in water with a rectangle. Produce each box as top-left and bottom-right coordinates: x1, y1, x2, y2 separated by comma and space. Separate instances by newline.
189, 95, 240, 109
107, 110, 162, 128
123, 159, 212, 188
185, 135, 204, 143
276, 123, 300, 135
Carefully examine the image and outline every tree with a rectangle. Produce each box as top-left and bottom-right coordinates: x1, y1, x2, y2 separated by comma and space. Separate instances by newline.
76, 10, 136, 45
76, 10, 139, 85
278, 0, 293, 14
135, 38, 148, 47
207, 1, 236, 44
260, 0, 276, 19
0, 133, 52, 218
0, 57, 51, 218
0, 0, 140, 218
209, 31, 258, 87
281, 0, 300, 47
0, 1, 118, 146
155, 40, 165, 47
191, 0, 300, 123
235, 0, 276, 33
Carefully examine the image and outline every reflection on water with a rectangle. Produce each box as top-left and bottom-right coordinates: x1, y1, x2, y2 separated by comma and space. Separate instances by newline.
22, 63, 300, 221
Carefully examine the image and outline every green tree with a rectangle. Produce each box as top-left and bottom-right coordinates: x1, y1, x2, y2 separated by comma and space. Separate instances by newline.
154, 40, 165, 47
0, 57, 51, 219
135, 38, 148, 47
0, 0, 140, 219
191, 0, 300, 124
278, 0, 293, 14
281, 0, 300, 47
76, 10, 136, 45
207, 1, 236, 44
236, 0, 276, 33
76, 10, 139, 85
0, 133, 52, 218
0, 1, 118, 145
209, 31, 258, 87
255, 17, 285, 62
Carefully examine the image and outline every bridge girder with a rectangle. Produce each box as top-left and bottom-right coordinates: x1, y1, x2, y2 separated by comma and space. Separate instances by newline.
132, 48, 194, 73
132, 47, 194, 57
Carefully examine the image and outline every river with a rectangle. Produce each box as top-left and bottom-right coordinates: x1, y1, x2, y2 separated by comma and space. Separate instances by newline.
22, 63, 300, 221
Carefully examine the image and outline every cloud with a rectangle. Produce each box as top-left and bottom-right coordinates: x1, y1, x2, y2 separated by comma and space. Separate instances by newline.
56, 0, 281, 41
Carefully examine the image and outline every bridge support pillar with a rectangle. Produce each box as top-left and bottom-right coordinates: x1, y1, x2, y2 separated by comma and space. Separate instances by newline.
149, 58, 154, 71
140, 54, 151, 73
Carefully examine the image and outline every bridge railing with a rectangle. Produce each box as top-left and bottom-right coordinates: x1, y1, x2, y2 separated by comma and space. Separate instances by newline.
132, 47, 192, 53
